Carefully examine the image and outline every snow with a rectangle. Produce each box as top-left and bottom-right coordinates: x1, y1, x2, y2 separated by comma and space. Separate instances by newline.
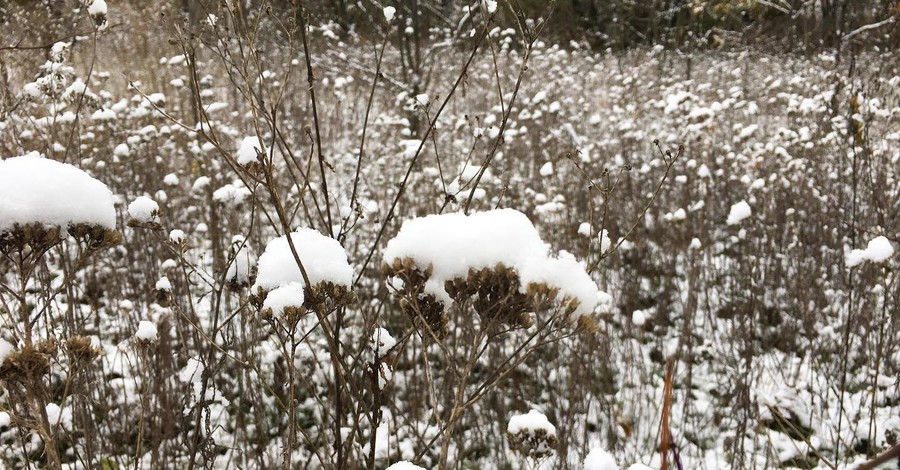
0, 153, 116, 233
847, 235, 895, 267
383, 209, 599, 316
169, 229, 185, 244
135, 321, 158, 341
88, 0, 107, 16
372, 328, 397, 357
128, 196, 159, 223
155, 276, 172, 291
631, 310, 646, 326
385, 462, 424, 470
507, 409, 556, 436
383, 6, 396, 23
46, 403, 62, 424
237, 136, 264, 166
726, 200, 752, 225
539, 161, 554, 176
0, 338, 14, 365
113, 143, 130, 158
226, 236, 253, 285
253, 228, 354, 292
584, 448, 619, 470
262, 282, 306, 315
625, 464, 653, 470
577, 222, 591, 237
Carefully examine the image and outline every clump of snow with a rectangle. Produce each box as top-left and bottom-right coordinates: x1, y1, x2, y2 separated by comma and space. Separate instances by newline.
507, 409, 558, 458
507, 409, 556, 436
87, 0, 107, 17
625, 463, 652, 470
385, 462, 424, 470
599, 229, 613, 253
631, 310, 646, 326
0, 338, 14, 364
0, 153, 116, 233
262, 282, 306, 316
584, 448, 619, 470
135, 320, 158, 341
383, 209, 599, 316
128, 196, 159, 223
169, 229, 186, 244
539, 161, 554, 176
383, 6, 396, 23
155, 276, 172, 292
577, 222, 591, 237
726, 200, 752, 225
226, 236, 253, 286
847, 235, 894, 267
253, 228, 354, 292
236, 136, 266, 166
372, 328, 397, 357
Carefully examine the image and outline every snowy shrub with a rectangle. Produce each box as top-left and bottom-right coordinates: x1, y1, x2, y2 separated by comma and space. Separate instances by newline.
507, 410, 559, 460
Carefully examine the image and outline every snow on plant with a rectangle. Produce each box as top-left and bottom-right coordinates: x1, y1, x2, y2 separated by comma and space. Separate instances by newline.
385, 461, 424, 470
252, 228, 354, 310
846, 235, 895, 267
383, 209, 599, 336
583, 447, 619, 470
726, 200, 752, 225
0, 154, 116, 241
127, 195, 160, 225
507, 409, 559, 459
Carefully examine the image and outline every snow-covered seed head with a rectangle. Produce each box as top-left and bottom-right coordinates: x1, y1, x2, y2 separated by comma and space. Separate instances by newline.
507, 410, 558, 459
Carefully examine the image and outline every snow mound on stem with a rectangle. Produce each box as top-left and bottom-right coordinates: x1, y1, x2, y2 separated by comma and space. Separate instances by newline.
383, 209, 598, 316
253, 228, 353, 291
0, 153, 115, 233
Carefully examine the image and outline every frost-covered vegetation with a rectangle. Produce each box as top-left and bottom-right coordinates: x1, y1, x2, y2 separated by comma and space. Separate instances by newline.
0, 1, 898, 469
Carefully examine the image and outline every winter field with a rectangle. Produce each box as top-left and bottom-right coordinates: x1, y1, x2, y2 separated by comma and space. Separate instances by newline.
0, 2, 898, 469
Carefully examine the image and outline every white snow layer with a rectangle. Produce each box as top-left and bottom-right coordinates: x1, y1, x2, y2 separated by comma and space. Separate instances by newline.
383, 209, 599, 316
726, 200, 752, 225
383, 6, 396, 23
253, 228, 353, 292
847, 235, 895, 267
507, 409, 557, 436
236, 136, 264, 166
0, 338, 14, 365
0, 154, 115, 233
584, 448, 619, 470
372, 328, 397, 357
262, 282, 306, 315
127, 196, 159, 222
135, 320, 158, 341
385, 462, 424, 470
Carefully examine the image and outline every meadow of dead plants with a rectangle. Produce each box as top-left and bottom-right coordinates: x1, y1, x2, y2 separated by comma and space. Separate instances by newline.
0, 1, 898, 469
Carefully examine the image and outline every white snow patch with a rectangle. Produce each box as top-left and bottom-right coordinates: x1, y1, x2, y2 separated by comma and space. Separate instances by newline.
253, 228, 353, 292
507, 409, 556, 437
135, 321, 158, 341
128, 196, 159, 223
372, 328, 397, 357
847, 235, 894, 267
383, 209, 599, 316
584, 448, 619, 470
0, 154, 115, 233
726, 200, 752, 225
262, 282, 306, 315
